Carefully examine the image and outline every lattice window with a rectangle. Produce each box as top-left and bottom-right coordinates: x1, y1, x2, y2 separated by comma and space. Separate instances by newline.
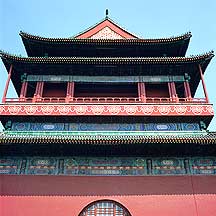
79, 200, 131, 216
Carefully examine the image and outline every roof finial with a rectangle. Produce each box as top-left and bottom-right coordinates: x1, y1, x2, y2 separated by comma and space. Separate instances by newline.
105, 9, 109, 18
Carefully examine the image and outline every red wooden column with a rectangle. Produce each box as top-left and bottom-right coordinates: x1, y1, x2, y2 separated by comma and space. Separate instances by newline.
183, 83, 191, 102
39, 82, 44, 98
33, 82, 40, 102
2, 65, 13, 103
171, 82, 178, 102
33, 81, 44, 102
183, 73, 192, 101
168, 82, 172, 101
168, 82, 177, 102
138, 82, 146, 102
138, 83, 141, 100
184, 82, 188, 99
199, 64, 209, 103
186, 81, 192, 99
20, 81, 28, 101
66, 82, 75, 102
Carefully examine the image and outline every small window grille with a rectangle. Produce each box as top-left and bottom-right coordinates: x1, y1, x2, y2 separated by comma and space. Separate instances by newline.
79, 200, 131, 216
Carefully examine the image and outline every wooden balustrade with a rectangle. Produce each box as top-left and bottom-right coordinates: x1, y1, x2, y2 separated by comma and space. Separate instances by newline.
3, 97, 207, 104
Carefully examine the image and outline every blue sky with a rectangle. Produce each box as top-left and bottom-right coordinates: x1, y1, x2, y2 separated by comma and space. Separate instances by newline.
0, 0, 216, 130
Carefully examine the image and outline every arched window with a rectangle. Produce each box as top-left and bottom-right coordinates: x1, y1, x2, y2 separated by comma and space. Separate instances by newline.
79, 200, 131, 216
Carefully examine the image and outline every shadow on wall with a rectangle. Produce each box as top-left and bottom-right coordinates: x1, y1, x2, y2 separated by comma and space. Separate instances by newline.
1, 175, 216, 196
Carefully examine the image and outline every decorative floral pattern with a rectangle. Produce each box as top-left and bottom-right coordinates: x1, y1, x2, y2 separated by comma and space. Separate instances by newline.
90, 27, 124, 39
74, 105, 88, 115
140, 105, 154, 115
8, 106, 21, 115
40, 105, 55, 115
191, 106, 204, 115
107, 105, 122, 115
57, 105, 71, 115
157, 106, 171, 115
90, 105, 105, 115
206, 105, 214, 114
175, 106, 188, 115
0, 104, 214, 116
24, 105, 38, 115
0, 106, 4, 114
124, 106, 138, 115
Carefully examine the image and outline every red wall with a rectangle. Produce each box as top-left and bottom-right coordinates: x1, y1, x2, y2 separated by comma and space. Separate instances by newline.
1, 175, 216, 216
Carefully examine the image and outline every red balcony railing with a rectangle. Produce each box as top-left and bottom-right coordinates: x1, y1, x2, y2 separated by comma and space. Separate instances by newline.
3, 97, 207, 104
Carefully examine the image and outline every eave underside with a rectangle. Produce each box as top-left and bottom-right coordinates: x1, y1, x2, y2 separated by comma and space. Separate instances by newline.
0, 138, 216, 157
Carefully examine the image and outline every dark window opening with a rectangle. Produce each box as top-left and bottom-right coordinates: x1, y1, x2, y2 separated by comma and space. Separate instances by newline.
146, 83, 169, 98
42, 82, 67, 98
176, 83, 185, 98
74, 83, 138, 98
25, 82, 36, 98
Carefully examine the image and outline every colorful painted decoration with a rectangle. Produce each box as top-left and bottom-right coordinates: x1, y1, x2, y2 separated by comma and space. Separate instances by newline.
64, 157, 146, 176
152, 158, 186, 175
1, 157, 216, 176
10, 122, 201, 131
190, 157, 216, 175
26, 158, 57, 175
0, 158, 21, 174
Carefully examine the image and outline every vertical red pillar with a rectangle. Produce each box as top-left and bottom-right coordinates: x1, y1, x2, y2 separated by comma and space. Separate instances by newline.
20, 81, 28, 101
171, 82, 176, 96
199, 64, 209, 103
168, 82, 172, 101
183, 81, 188, 100
33, 81, 44, 102
20, 82, 25, 98
39, 82, 44, 98
186, 81, 192, 99
171, 82, 178, 102
66, 82, 75, 102
141, 82, 146, 102
23, 82, 28, 98
2, 65, 13, 103
184, 79, 192, 102
138, 82, 141, 100
71, 82, 75, 99
138, 82, 146, 102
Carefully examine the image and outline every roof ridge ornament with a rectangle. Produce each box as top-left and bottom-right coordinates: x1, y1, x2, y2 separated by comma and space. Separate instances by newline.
105, 9, 109, 19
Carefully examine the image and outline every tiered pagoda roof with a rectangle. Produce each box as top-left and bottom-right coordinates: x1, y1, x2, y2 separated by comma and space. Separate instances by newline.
0, 15, 215, 157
